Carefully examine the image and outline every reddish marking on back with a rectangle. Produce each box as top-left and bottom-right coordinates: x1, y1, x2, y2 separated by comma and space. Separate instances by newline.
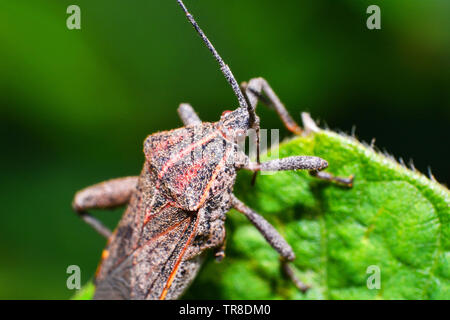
140, 217, 189, 251
140, 215, 194, 298
94, 249, 110, 278
146, 132, 186, 158
159, 214, 200, 300
143, 201, 171, 225
173, 157, 209, 194
112, 216, 190, 273
157, 131, 217, 180
196, 145, 231, 208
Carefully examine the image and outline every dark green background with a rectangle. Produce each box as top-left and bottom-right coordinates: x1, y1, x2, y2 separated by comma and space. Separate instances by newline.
0, 0, 448, 299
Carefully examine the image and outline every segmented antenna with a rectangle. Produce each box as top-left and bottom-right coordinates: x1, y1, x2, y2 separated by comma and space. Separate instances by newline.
177, 0, 248, 110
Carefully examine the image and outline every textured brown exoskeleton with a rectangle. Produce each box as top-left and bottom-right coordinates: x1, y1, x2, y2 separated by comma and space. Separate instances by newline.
72, 0, 353, 300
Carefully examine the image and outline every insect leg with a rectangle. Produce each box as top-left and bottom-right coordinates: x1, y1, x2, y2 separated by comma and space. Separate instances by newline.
243, 155, 328, 172
243, 156, 353, 187
214, 236, 227, 262
310, 170, 354, 187
241, 77, 302, 134
231, 194, 309, 292
241, 77, 303, 184
177, 103, 202, 126
241, 80, 354, 186
281, 261, 310, 293
231, 194, 294, 260
72, 176, 139, 238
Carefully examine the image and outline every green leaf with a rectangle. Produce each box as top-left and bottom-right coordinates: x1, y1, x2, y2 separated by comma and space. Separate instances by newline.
71, 282, 96, 300
77, 119, 449, 300
186, 121, 449, 300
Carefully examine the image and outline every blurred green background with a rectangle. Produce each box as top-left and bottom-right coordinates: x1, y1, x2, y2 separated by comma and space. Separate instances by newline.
0, 0, 448, 299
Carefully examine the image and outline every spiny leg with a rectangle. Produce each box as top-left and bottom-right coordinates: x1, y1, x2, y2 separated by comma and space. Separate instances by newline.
241, 77, 304, 183
177, 103, 202, 126
282, 262, 310, 293
244, 155, 328, 172
302, 113, 354, 187
231, 195, 294, 260
310, 170, 354, 187
240, 80, 353, 186
241, 77, 302, 135
244, 155, 353, 187
231, 195, 309, 292
72, 176, 139, 238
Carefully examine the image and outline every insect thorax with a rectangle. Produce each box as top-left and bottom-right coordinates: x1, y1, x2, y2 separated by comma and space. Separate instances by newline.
143, 122, 246, 211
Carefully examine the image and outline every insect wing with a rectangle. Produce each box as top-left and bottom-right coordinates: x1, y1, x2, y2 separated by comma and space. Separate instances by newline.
94, 194, 199, 300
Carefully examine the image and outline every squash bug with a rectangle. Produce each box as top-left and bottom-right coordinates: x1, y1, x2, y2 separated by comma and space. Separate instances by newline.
72, 0, 353, 300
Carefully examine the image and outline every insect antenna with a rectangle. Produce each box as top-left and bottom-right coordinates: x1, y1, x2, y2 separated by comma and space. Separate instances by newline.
177, 0, 261, 182
176, 0, 248, 111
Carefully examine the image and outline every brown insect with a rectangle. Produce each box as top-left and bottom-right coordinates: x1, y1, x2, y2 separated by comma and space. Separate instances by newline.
72, 0, 353, 300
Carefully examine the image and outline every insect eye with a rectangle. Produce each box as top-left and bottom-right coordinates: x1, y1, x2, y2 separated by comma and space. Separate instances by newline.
221, 110, 232, 117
